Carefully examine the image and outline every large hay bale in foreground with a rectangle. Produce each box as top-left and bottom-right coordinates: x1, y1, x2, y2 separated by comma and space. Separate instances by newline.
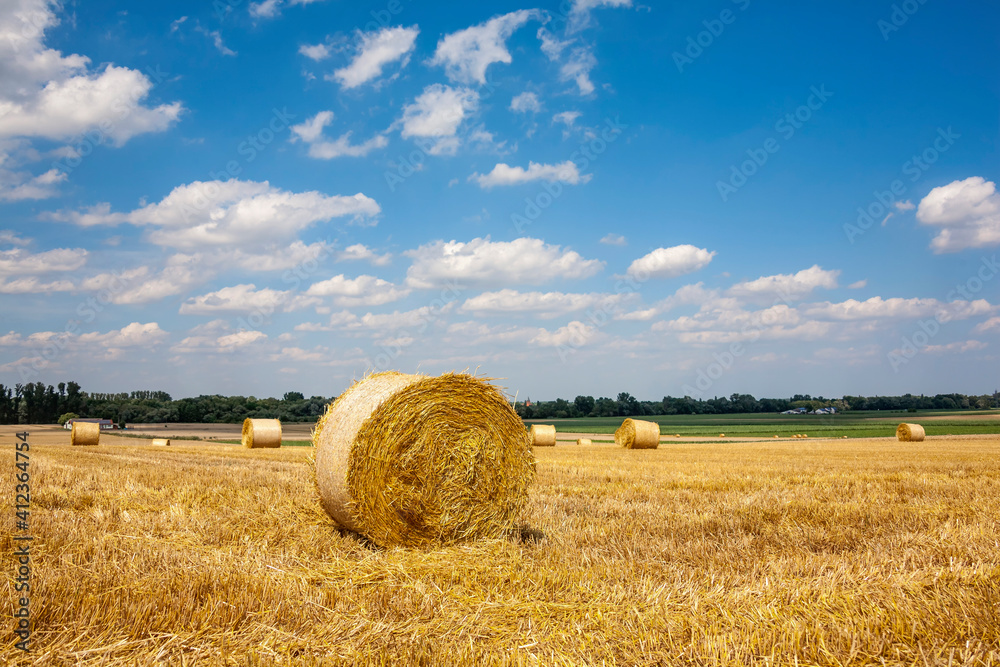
70, 422, 100, 446
529, 424, 556, 447
242, 418, 282, 448
313, 372, 535, 548
151, 438, 170, 446
896, 423, 925, 442
576, 438, 592, 446
615, 418, 660, 449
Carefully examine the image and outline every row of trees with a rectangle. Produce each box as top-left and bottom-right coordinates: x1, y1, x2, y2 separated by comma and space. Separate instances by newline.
0, 382, 996, 425
514, 392, 999, 419
0, 383, 333, 425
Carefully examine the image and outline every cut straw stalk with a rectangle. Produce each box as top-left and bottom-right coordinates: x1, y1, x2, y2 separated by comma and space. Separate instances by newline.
313, 371, 535, 548
530, 424, 556, 447
242, 418, 282, 448
70, 422, 100, 446
896, 423, 926, 442
615, 418, 660, 449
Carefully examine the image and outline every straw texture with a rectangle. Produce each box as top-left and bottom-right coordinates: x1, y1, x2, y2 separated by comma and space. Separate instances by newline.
151, 439, 170, 446
313, 371, 535, 548
242, 418, 282, 448
530, 424, 556, 447
896, 423, 926, 442
70, 422, 100, 447
614, 418, 660, 449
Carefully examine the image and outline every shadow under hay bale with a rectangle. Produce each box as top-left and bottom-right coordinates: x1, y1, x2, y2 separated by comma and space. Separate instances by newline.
530, 424, 556, 447
615, 418, 660, 449
70, 422, 100, 446
242, 418, 282, 448
313, 371, 535, 548
896, 423, 926, 442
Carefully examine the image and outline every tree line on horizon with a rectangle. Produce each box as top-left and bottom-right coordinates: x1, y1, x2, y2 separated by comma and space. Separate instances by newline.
514, 392, 998, 420
0, 381, 996, 426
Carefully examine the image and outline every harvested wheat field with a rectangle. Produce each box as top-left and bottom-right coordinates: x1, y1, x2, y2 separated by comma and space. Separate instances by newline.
2, 431, 1000, 665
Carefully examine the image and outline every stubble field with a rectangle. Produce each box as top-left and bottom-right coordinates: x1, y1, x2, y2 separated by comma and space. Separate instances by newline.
2, 425, 999, 665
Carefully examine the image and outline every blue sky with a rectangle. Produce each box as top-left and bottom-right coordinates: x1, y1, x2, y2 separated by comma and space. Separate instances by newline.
1, 0, 998, 401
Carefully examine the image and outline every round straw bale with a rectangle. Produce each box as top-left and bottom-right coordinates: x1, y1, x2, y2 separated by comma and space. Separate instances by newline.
530, 424, 556, 447
576, 438, 592, 446
70, 422, 100, 446
151, 438, 171, 446
615, 418, 660, 449
242, 418, 282, 448
313, 372, 535, 548
896, 423, 925, 442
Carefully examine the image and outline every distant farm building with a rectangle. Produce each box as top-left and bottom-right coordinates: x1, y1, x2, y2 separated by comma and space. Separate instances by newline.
64, 418, 117, 430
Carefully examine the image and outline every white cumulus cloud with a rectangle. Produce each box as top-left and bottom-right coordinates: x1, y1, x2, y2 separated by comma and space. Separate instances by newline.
430, 10, 542, 85
728, 265, 840, 301
333, 25, 419, 89
470, 160, 590, 188
405, 237, 603, 288
917, 177, 1000, 253
626, 245, 716, 280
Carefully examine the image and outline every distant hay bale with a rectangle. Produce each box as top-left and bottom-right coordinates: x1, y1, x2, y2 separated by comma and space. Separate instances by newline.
530, 424, 556, 447
896, 423, 925, 442
151, 438, 170, 447
615, 418, 660, 449
242, 418, 282, 448
719, 433, 726, 437
313, 371, 535, 548
576, 438, 592, 446
70, 422, 100, 446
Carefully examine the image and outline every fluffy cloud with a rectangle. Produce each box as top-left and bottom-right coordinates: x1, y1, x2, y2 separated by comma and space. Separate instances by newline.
304, 274, 410, 306
559, 47, 598, 95
0, 246, 87, 276
600, 233, 626, 246
728, 265, 840, 301
430, 10, 542, 85
290, 111, 387, 159
46, 179, 379, 250
626, 245, 716, 280
510, 92, 541, 113
0, 0, 181, 144
566, 0, 633, 32
0, 163, 66, 202
917, 177, 1000, 253
973, 316, 1000, 334
333, 25, 419, 89
78, 322, 168, 348
297, 302, 456, 333
299, 43, 330, 61
81, 254, 214, 305
399, 84, 479, 153
461, 289, 629, 319
179, 284, 318, 315
405, 237, 603, 288
802, 296, 993, 322
470, 160, 590, 188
